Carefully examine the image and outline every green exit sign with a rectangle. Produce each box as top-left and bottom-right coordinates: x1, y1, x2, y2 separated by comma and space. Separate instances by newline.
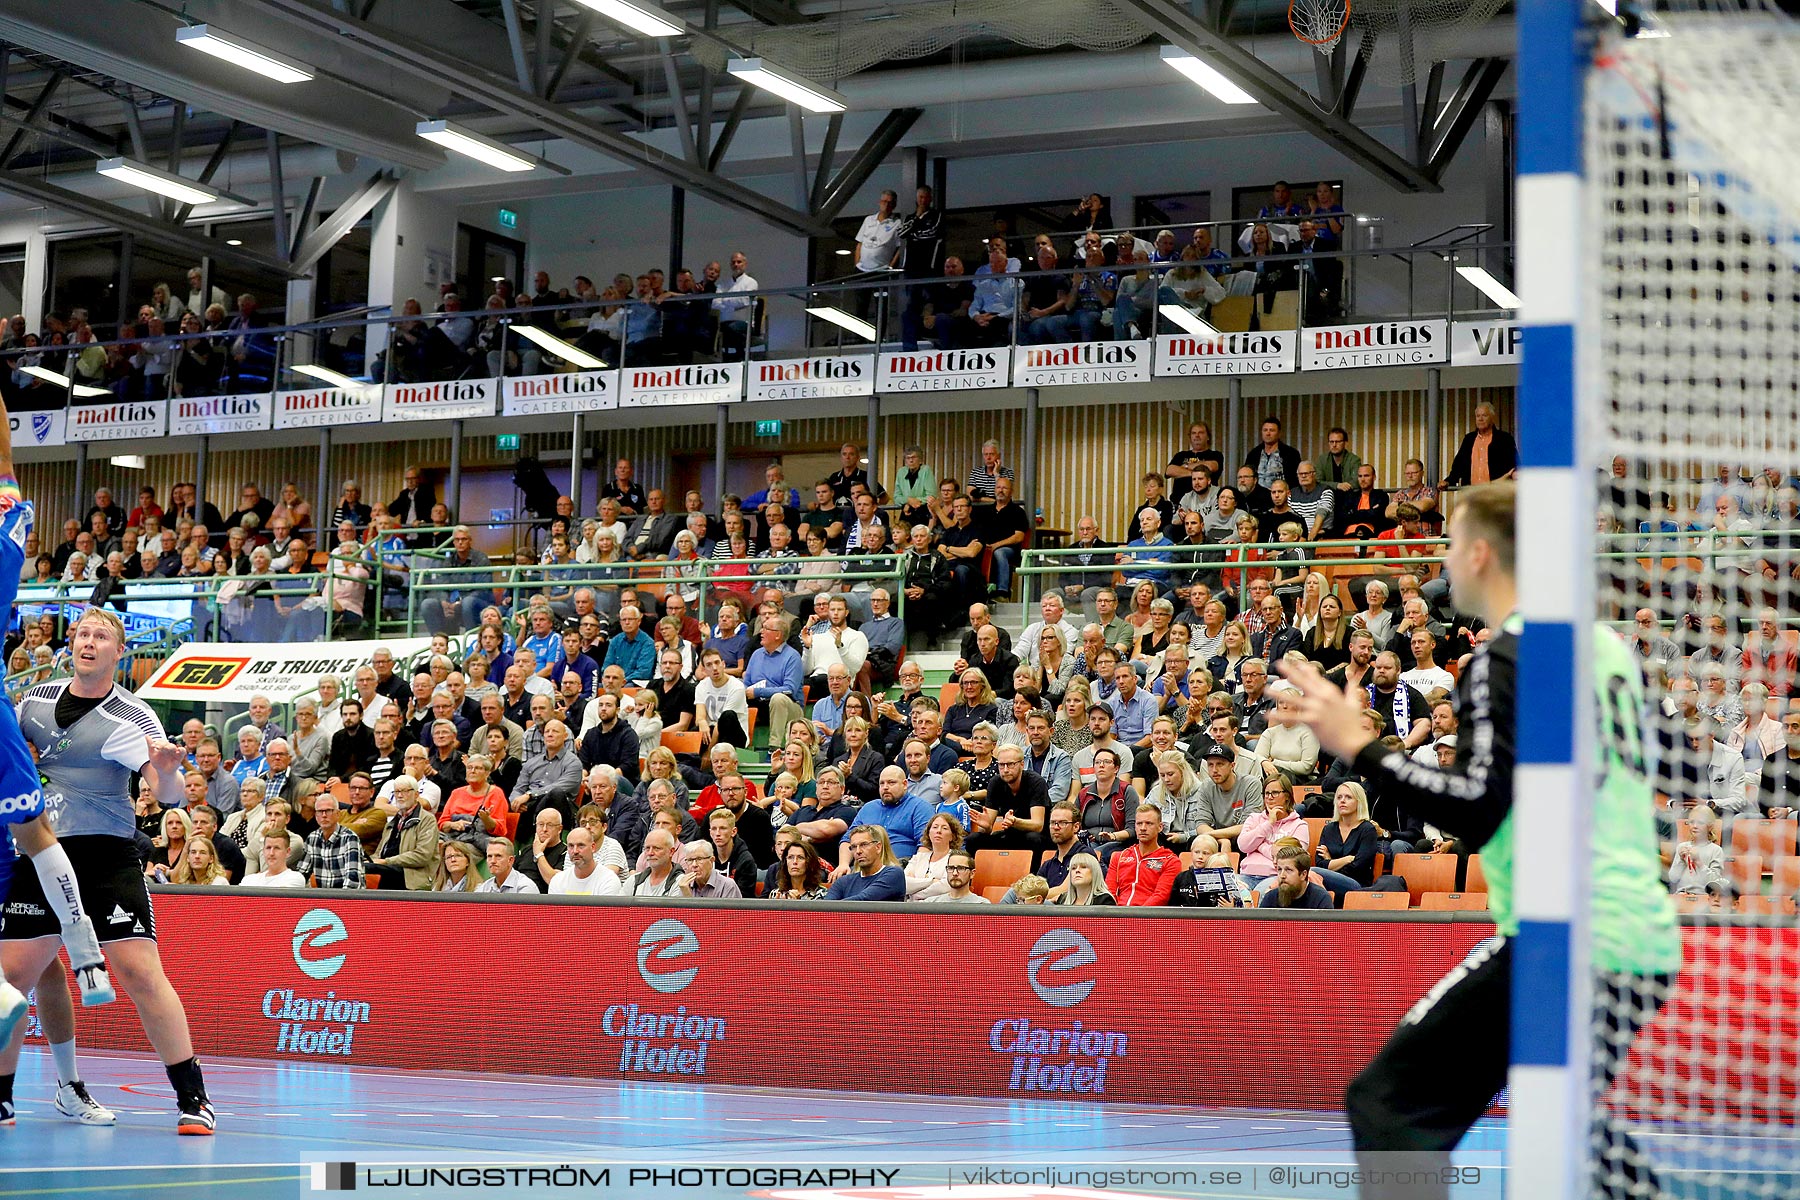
496, 433, 521, 451
754, 419, 782, 437
497, 207, 518, 229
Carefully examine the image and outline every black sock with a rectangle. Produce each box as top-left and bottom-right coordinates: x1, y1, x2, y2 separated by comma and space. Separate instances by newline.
165, 1056, 207, 1105
0, 1073, 12, 1105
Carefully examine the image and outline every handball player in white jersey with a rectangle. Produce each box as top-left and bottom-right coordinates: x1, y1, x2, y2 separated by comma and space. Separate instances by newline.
0, 606, 214, 1135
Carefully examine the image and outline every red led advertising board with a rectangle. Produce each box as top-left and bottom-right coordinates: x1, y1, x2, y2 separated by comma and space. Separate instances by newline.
30, 894, 1797, 1118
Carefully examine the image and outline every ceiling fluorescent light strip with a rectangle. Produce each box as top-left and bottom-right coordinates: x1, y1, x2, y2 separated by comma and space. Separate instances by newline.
176, 24, 314, 84
1158, 46, 1258, 105
573, 0, 683, 38
415, 120, 536, 172
727, 58, 847, 114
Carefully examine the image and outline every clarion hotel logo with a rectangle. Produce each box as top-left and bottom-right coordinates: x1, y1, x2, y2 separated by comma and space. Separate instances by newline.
1310, 322, 1436, 350
756, 358, 865, 382
985, 929, 1127, 1095
73, 403, 158, 425
630, 366, 732, 389
390, 381, 489, 404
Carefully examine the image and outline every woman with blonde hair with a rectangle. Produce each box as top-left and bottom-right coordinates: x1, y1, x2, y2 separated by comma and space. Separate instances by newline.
943, 669, 999, 753
1314, 780, 1377, 901
1294, 572, 1330, 637
1053, 852, 1115, 906
434, 840, 482, 891
1206, 621, 1252, 692
147, 808, 195, 882
766, 740, 815, 802
1052, 680, 1094, 753
634, 745, 692, 809
171, 836, 231, 886
1145, 749, 1204, 842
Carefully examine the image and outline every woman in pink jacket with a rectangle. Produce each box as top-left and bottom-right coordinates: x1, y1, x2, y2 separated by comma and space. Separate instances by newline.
1235, 775, 1308, 886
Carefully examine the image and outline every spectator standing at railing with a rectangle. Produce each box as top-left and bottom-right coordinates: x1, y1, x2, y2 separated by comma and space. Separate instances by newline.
332, 481, 372, 530
1442, 401, 1518, 488
712, 251, 758, 361
1167, 423, 1226, 505
1244, 417, 1302, 491
852, 189, 904, 325
1294, 220, 1343, 321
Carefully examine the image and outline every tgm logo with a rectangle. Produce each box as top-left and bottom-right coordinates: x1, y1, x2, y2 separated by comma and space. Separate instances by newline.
1026, 928, 1098, 1008
636, 918, 701, 994
292, 908, 349, 981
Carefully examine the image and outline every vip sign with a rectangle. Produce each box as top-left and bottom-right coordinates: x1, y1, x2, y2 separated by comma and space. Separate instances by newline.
748, 356, 875, 402
274, 385, 382, 430
1154, 331, 1298, 377
1300, 319, 1448, 371
6, 410, 64, 448
66, 400, 166, 442
621, 363, 743, 408
169, 392, 274, 436
381, 378, 498, 422
876, 348, 1010, 392
1451, 319, 1523, 366
502, 369, 619, 417
1011, 340, 1150, 387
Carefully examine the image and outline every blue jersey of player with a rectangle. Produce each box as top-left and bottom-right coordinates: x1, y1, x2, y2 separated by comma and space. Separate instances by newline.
0, 481, 47, 834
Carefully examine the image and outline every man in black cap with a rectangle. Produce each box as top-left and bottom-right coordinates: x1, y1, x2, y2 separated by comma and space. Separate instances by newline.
1192, 740, 1264, 845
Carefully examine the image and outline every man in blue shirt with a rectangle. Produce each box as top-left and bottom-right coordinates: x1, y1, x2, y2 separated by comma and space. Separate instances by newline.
1116, 508, 1176, 594
744, 619, 804, 740
858, 587, 907, 690
519, 608, 562, 677
1107, 663, 1159, 749
602, 605, 656, 686
1022, 711, 1075, 808
549, 628, 598, 700
810, 664, 853, 742
789, 766, 857, 862
824, 824, 906, 901
901, 739, 943, 809
846, 767, 934, 868
965, 235, 1018, 348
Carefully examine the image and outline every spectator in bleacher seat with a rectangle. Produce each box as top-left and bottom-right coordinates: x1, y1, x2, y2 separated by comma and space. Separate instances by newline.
367, 773, 437, 889
1740, 607, 1798, 696
84, 487, 125, 537
332, 480, 373, 530
1294, 220, 1343, 321
1676, 719, 1751, 821
1288, 461, 1335, 541
225, 483, 275, 536
1730, 682, 1783, 782
431, 840, 479, 892
1260, 841, 1333, 909
788, 765, 855, 863
936, 494, 989, 608
305, 793, 365, 889
1204, 621, 1251, 694
1366, 652, 1431, 748
1073, 704, 1134, 789
741, 614, 804, 742
1442, 400, 1518, 488
1052, 519, 1117, 617
1755, 708, 1800, 820
1019, 241, 1072, 344
1105, 803, 1181, 906
1237, 776, 1308, 887
1667, 807, 1725, 897
191, 739, 241, 815
326, 698, 377, 785
340, 773, 389, 859
1631, 609, 1684, 672
965, 236, 1019, 348
1254, 683, 1320, 784
1385, 458, 1439, 531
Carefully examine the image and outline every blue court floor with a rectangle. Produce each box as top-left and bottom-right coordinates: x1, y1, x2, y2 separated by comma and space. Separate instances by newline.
0, 1049, 1786, 1200
0, 1048, 1509, 1200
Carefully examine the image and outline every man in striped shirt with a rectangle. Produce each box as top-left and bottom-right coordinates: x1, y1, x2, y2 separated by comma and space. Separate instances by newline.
965, 439, 1015, 503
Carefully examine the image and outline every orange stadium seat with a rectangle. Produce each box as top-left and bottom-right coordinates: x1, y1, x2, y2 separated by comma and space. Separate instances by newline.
1303, 816, 1328, 857
1724, 854, 1764, 896
1419, 891, 1488, 911
1672, 893, 1720, 915
1464, 854, 1487, 893
1391, 853, 1459, 904
1730, 818, 1798, 862
971, 849, 1033, 896
660, 730, 703, 756
1735, 894, 1797, 917
1344, 891, 1410, 911
981, 886, 1012, 902
1773, 857, 1800, 899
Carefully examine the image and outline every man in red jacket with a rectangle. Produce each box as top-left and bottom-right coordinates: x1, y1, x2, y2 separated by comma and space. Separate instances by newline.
1105, 803, 1183, 905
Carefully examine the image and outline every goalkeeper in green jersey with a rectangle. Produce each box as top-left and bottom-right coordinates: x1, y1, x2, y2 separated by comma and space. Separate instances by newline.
1283, 481, 1682, 1200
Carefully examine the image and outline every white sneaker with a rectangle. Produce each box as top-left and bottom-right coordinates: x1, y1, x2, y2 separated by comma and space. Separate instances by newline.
0, 982, 24, 1049
54, 1081, 115, 1126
